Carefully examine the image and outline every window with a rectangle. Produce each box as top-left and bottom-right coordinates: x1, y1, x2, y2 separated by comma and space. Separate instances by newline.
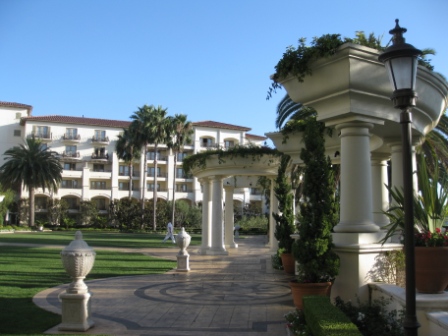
119, 165, 129, 176
119, 182, 130, 190
65, 145, 77, 156
224, 140, 235, 148
64, 163, 76, 171
62, 180, 78, 188
94, 130, 106, 141
93, 198, 106, 210
201, 138, 213, 147
147, 183, 160, 191
63, 197, 79, 210
65, 128, 78, 139
147, 151, 160, 160
35, 197, 47, 210
177, 168, 185, 178
176, 184, 188, 192
34, 126, 50, 138
93, 147, 107, 158
93, 164, 105, 172
148, 167, 161, 177
13, 130, 21, 137
177, 152, 187, 161
91, 181, 106, 189
15, 112, 21, 119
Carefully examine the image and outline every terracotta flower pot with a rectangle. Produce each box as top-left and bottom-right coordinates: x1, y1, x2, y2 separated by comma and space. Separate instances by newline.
289, 281, 332, 310
415, 246, 448, 294
281, 253, 295, 275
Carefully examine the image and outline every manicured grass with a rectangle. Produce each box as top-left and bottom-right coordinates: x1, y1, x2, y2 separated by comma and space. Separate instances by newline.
0, 230, 202, 248
0, 245, 177, 335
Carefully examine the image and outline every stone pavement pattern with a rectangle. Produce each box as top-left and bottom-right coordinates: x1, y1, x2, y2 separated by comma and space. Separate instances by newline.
34, 235, 295, 335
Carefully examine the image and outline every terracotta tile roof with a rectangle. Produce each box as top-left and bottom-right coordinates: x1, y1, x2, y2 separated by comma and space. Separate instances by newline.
192, 120, 251, 132
0, 101, 33, 114
20, 115, 131, 128
246, 133, 267, 141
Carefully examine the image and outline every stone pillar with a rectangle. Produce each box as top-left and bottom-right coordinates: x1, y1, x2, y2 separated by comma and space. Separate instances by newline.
269, 178, 279, 252
333, 122, 379, 233
199, 178, 212, 255
208, 175, 227, 255
389, 140, 419, 198
224, 185, 237, 248
371, 153, 390, 228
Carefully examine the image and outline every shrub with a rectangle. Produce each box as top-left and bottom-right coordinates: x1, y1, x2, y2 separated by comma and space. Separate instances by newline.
303, 296, 362, 336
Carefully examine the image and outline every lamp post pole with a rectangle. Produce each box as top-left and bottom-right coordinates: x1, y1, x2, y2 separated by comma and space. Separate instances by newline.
379, 19, 422, 336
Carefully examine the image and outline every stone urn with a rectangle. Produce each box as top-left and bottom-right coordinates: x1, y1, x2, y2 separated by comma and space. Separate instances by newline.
176, 227, 191, 256
60, 231, 96, 294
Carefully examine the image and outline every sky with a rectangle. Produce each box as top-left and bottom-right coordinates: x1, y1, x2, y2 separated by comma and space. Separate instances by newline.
1, 0, 447, 141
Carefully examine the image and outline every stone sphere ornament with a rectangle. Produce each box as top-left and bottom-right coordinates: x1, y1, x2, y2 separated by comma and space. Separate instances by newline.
60, 231, 96, 294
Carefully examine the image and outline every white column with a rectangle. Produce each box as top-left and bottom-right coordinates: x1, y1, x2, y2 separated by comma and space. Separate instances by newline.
389, 140, 419, 198
110, 152, 119, 200
334, 122, 379, 233
371, 153, 390, 229
199, 178, 211, 254
208, 175, 227, 255
224, 185, 237, 248
82, 163, 90, 201
269, 178, 279, 252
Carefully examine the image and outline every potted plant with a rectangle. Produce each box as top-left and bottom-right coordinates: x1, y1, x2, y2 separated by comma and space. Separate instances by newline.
290, 117, 340, 310
382, 153, 448, 293
273, 154, 296, 274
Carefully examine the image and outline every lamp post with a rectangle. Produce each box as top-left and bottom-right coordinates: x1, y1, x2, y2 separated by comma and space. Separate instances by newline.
379, 19, 421, 336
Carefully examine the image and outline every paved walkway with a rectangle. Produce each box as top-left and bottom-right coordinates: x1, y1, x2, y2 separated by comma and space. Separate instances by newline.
33, 235, 294, 336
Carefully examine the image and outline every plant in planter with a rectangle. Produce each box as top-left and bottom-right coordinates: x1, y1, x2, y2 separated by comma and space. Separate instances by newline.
290, 117, 340, 309
273, 154, 296, 274
382, 153, 448, 293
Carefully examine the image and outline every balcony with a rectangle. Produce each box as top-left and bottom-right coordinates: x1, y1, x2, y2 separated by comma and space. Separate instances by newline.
61, 134, 81, 142
147, 172, 167, 178
61, 151, 81, 159
91, 153, 110, 161
91, 136, 109, 144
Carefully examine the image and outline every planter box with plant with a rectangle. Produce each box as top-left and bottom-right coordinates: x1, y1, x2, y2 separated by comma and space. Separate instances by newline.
290, 117, 340, 309
273, 154, 296, 274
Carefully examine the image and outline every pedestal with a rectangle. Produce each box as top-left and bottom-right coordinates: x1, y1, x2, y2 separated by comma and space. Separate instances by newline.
176, 254, 190, 272
58, 292, 94, 331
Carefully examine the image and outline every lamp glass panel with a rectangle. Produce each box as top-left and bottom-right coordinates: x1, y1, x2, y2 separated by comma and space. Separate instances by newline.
389, 57, 415, 90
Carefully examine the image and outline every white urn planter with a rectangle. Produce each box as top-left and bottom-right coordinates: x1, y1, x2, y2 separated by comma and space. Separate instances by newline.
59, 231, 96, 331
60, 231, 96, 294
176, 227, 191, 272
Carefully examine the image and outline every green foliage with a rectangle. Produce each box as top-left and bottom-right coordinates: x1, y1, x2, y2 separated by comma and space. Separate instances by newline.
182, 144, 282, 174
167, 200, 202, 228
267, 31, 436, 99
273, 155, 296, 253
292, 118, 339, 282
303, 296, 362, 336
367, 250, 405, 287
285, 309, 311, 335
113, 197, 142, 230
382, 153, 448, 244
334, 296, 404, 336
236, 215, 268, 233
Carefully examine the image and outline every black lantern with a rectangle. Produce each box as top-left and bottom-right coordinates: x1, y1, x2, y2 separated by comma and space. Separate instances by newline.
379, 19, 422, 336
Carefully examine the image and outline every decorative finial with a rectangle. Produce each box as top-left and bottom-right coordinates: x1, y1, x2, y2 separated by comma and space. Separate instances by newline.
389, 19, 407, 46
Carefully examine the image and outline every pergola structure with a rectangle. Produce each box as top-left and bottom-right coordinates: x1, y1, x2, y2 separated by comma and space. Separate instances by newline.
190, 154, 280, 255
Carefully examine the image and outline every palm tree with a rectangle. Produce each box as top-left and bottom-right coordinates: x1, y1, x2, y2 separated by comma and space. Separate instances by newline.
0, 136, 62, 227
115, 128, 140, 199
166, 114, 193, 225
130, 104, 169, 230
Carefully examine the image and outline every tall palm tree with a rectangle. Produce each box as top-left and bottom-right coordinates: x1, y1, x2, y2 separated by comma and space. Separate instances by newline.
0, 136, 62, 227
166, 114, 193, 225
115, 128, 141, 199
130, 104, 169, 230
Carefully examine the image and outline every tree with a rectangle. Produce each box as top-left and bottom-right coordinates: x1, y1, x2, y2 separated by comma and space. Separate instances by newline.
129, 104, 169, 230
0, 136, 62, 227
166, 114, 193, 225
115, 128, 141, 198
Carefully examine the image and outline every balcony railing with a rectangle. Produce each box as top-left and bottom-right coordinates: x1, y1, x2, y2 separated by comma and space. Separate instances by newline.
147, 172, 167, 178
60, 185, 81, 189
61, 151, 80, 158
177, 174, 193, 179
62, 134, 81, 141
29, 133, 52, 140
91, 136, 109, 143
90, 186, 109, 190
91, 153, 110, 160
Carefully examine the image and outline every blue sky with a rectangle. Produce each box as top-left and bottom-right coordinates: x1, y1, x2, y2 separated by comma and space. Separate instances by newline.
1, 0, 447, 140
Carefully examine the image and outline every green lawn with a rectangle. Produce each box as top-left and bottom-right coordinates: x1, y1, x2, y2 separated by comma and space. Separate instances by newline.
0, 231, 191, 335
